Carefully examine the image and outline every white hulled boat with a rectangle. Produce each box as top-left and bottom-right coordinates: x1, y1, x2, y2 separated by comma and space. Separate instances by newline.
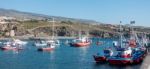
0, 38, 27, 50
38, 18, 60, 51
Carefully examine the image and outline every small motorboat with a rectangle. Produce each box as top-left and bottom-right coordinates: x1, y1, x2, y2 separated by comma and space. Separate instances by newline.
0, 39, 26, 51
37, 40, 56, 51
0, 42, 23, 51
0, 44, 16, 50
93, 48, 113, 63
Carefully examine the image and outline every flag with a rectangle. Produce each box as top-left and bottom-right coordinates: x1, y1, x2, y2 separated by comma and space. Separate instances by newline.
120, 21, 122, 23
130, 21, 135, 24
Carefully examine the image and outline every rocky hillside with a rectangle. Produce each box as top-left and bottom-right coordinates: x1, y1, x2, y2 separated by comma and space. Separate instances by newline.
0, 8, 150, 38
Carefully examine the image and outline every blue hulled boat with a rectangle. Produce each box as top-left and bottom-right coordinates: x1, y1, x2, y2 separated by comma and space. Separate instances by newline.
93, 21, 148, 65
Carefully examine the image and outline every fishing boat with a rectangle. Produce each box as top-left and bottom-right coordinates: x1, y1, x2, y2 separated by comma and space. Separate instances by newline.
69, 36, 91, 47
0, 39, 26, 51
69, 23, 91, 47
93, 48, 113, 63
37, 18, 59, 51
93, 21, 147, 65
108, 21, 147, 65
108, 46, 147, 65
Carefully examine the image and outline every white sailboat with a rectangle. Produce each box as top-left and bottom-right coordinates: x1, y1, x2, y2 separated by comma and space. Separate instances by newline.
34, 18, 60, 47
38, 18, 60, 51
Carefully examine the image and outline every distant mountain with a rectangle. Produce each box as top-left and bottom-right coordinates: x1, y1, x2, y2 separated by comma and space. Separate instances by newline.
0, 8, 99, 24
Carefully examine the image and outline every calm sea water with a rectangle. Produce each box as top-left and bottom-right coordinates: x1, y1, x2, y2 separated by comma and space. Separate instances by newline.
0, 38, 150, 69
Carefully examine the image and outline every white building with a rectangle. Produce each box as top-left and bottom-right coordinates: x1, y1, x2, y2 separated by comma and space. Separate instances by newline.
10, 30, 15, 37
0, 16, 17, 24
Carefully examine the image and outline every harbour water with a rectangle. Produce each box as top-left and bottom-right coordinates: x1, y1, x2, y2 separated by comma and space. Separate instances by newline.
0, 38, 150, 69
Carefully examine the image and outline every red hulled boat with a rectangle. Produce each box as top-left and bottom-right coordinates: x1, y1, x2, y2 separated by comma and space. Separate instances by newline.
70, 36, 91, 47
0, 41, 24, 51
38, 40, 56, 51
108, 21, 147, 65
93, 21, 148, 65
93, 48, 113, 63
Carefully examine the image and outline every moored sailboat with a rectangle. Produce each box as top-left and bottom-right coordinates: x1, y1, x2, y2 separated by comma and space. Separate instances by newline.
38, 18, 60, 51
38, 40, 56, 51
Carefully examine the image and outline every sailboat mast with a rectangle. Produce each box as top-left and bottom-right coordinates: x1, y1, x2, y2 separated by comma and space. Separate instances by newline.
52, 18, 55, 40
78, 23, 81, 38
120, 21, 123, 48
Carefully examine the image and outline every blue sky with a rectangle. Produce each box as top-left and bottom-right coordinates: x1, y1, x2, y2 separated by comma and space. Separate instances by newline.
0, 0, 150, 26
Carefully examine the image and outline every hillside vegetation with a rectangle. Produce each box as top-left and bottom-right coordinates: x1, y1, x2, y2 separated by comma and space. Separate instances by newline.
0, 8, 150, 38
15, 20, 116, 37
